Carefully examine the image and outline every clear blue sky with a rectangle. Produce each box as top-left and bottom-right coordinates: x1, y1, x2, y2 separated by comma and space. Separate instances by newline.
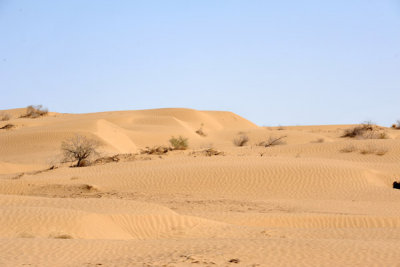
1, 1, 399, 126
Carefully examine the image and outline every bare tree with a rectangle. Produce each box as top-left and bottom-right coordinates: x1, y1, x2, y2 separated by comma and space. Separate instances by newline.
61, 135, 99, 167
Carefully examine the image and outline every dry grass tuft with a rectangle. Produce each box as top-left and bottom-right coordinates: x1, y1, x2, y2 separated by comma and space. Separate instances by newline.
359, 145, 376, 155
169, 136, 188, 150
258, 136, 287, 147
340, 145, 357, 153
375, 148, 388, 156
190, 148, 224, 157
391, 120, 400, 129
311, 138, 325, 143
21, 105, 48, 118
141, 146, 171, 155
0, 124, 15, 130
233, 135, 249, 147
0, 113, 10, 121
195, 123, 207, 137
342, 121, 387, 139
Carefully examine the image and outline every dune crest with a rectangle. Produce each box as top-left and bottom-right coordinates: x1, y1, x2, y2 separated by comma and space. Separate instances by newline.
1, 108, 400, 266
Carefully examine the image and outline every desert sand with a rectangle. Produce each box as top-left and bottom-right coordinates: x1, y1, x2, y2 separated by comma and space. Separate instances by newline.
1, 107, 400, 266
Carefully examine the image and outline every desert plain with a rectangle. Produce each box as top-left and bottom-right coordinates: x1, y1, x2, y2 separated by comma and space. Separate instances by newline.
1, 107, 400, 266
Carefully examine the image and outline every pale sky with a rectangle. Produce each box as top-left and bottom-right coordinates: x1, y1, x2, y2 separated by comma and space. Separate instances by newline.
1, 0, 399, 126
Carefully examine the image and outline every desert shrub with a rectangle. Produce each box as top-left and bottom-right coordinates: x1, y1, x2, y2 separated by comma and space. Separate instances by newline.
0, 124, 15, 130
140, 146, 171, 155
311, 138, 324, 143
391, 120, 400, 129
233, 135, 249, 147
340, 145, 357, 153
190, 148, 224, 157
258, 136, 287, 147
195, 124, 207, 137
169, 136, 188, 150
342, 121, 387, 139
61, 135, 99, 167
375, 148, 388, 156
359, 145, 376, 155
21, 105, 48, 118
0, 113, 10, 121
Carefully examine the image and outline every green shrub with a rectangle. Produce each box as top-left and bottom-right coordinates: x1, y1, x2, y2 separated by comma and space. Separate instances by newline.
169, 136, 188, 150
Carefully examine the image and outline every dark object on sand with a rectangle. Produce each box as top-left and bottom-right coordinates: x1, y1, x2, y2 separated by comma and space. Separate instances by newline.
393, 181, 400, 189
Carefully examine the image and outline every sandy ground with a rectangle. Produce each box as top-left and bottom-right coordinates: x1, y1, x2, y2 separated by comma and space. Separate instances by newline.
1, 108, 400, 266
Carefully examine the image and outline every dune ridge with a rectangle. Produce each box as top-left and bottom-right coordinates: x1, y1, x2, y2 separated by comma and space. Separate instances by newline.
1, 107, 400, 266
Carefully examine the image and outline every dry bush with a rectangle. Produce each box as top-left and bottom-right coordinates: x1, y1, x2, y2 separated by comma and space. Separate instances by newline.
140, 146, 171, 155
233, 135, 249, 146
93, 153, 136, 165
190, 148, 224, 157
311, 138, 324, 143
340, 145, 357, 153
21, 105, 48, 118
258, 135, 287, 147
391, 120, 400, 129
0, 113, 10, 121
61, 135, 99, 167
195, 123, 207, 137
342, 121, 387, 139
0, 124, 15, 130
359, 145, 376, 155
375, 148, 388, 156
169, 136, 188, 150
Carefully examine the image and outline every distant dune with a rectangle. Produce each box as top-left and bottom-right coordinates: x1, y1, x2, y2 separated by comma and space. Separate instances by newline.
1, 108, 400, 266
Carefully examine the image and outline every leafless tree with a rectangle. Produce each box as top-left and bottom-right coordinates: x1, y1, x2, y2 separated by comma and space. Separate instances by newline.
61, 135, 99, 167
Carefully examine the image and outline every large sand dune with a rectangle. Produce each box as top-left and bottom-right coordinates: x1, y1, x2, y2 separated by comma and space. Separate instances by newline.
1, 108, 400, 266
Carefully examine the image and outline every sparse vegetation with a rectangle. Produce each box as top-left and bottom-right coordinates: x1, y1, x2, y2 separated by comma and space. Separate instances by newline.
0, 113, 10, 121
190, 148, 224, 157
342, 121, 387, 139
311, 138, 324, 143
61, 135, 99, 167
140, 146, 171, 155
169, 136, 188, 150
359, 145, 377, 155
0, 124, 15, 130
195, 123, 207, 137
375, 148, 388, 156
258, 135, 287, 147
21, 105, 48, 118
391, 120, 400, 129
340, 143, 388, 156
233, 135, 249, 147
340, 145, 357, 153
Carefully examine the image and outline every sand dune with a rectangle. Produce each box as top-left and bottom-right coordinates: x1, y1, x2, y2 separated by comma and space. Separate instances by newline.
1, 107, 400, 266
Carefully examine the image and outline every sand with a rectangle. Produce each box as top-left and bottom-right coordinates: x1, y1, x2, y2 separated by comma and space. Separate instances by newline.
1, 107, 400, 266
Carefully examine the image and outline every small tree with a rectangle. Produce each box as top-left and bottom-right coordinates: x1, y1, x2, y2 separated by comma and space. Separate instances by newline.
169, 136, 188, 150
61, 135, 99, 167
